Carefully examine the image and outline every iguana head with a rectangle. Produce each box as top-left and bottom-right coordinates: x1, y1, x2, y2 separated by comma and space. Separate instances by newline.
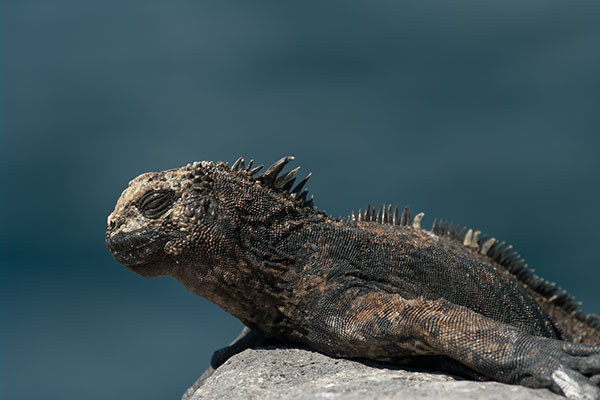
106, 156, 314, 279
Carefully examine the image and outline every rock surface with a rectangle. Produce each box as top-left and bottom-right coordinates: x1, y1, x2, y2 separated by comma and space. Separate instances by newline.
183, 346, 563, 400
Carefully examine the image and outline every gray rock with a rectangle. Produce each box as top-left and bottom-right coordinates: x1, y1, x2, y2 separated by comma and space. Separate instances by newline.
184, 346, 563, 400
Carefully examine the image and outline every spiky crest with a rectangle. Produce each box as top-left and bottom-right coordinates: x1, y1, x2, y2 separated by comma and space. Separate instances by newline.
228, 158, 600, 334
229, 156, 315, 208
348, 204, 600, 333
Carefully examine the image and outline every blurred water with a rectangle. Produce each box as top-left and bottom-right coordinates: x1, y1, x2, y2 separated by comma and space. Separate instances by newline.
1, 1, 599, 399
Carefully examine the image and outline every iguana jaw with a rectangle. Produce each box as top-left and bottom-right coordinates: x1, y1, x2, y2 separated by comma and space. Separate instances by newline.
106, 227, 171, 276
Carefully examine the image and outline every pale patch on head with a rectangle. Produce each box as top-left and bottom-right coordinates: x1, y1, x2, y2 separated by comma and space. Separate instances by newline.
106, 166, 196, 236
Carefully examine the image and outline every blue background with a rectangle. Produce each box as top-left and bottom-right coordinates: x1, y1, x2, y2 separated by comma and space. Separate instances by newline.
2, 1, 599, 399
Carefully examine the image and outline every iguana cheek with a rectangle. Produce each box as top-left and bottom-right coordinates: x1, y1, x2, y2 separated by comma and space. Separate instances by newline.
165, 238, 190, 256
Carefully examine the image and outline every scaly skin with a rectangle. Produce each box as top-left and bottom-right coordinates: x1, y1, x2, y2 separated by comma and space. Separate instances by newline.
106, 156, 600, 399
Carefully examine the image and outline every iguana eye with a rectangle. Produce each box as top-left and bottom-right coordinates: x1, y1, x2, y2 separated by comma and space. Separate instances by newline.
137, 190, 175, 218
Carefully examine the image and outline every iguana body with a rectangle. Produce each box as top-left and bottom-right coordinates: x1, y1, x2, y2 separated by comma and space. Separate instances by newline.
106, 156, 600, 399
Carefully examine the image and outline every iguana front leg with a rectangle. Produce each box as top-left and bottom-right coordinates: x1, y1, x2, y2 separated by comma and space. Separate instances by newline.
301, 289, 600, 399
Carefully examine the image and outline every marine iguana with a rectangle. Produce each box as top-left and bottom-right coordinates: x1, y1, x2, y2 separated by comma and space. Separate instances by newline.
106, 156, 600, 399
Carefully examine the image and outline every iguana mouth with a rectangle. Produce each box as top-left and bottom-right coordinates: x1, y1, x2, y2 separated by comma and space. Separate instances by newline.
106, 227, 168, 268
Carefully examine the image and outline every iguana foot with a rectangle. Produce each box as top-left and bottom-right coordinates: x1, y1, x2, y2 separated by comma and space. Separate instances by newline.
515, 339, 600, 400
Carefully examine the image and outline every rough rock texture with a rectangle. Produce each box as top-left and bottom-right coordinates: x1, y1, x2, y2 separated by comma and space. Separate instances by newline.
184, 346, 562, 400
